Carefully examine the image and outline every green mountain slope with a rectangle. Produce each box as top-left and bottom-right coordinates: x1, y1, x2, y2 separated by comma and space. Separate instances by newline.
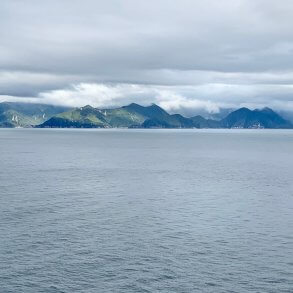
39, 105, 110, 128
103, 103, 177, 127
0, 102, 70, 127
39, 103, 200, 128
100, 105, 146, 127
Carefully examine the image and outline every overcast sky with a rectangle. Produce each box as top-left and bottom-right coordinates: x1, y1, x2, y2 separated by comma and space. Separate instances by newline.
1, 0, 293, 114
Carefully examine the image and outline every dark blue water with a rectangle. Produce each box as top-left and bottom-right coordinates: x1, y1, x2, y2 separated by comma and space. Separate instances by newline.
0, 129, 293, 292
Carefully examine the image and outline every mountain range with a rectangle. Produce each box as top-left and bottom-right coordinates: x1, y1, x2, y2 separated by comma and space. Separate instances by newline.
0, 102, 292, 129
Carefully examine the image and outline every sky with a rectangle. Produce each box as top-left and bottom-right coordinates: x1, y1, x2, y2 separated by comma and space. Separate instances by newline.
1, 0, 293, 115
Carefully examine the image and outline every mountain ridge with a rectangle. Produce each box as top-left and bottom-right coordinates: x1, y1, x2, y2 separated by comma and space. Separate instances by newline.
0, 102, 292, 129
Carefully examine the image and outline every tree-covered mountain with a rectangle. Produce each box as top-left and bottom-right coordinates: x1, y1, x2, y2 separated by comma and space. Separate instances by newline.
0, 102, 70, 127
38, 103, 199, 128
39, 105, 110, 128
221, 107, 292, 129
1, 101, 292, 129
39, 104, 292, 129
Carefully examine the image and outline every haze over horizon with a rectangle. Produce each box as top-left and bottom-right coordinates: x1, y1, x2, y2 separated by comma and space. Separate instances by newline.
1, 0, 293, 116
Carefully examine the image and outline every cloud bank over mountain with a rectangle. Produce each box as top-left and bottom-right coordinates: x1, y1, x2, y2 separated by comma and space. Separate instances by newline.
1, 0, 293, 114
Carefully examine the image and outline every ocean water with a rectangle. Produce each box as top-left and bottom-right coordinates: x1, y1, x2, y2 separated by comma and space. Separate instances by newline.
0, 128, 293, 293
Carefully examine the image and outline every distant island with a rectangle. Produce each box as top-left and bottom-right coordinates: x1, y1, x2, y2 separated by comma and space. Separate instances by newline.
0, 102, 292, 129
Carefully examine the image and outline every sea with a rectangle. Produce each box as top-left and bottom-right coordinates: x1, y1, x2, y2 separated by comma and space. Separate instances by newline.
0, 128, 292, 292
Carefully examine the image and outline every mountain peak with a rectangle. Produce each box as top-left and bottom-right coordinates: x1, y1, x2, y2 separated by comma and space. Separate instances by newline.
81, 105, 94, 110
148, 103, 167, 111
122, 103, 143, 110
259, 107, 274, 114
236, 107, 251, 112
127, 103, 140, 107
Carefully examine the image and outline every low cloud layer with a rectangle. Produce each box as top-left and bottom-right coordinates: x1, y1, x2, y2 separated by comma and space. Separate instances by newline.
2, 82, 293, 117
1, 0, 293, 114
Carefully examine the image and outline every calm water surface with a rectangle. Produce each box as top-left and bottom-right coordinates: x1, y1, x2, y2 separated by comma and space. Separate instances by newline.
0, 129, 293, 292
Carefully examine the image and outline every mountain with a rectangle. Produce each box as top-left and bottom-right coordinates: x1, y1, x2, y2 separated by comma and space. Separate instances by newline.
188, 108, 235, 121
221, 107, 292, 129
278, 110, 293, 123
99, 103, 147, 127
140, 114, 194, 128
190, 115, 221, 128
1, 101, 292, 129
39, 103, 198, 128
39, 105, 110, 128
0, 102, 70, 127
39, 104, 145, 128
112, 103, 195, 128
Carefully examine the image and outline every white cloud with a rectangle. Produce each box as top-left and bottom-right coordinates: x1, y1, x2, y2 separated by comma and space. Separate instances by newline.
1, 0, 293, 113
2, 82, 293, 116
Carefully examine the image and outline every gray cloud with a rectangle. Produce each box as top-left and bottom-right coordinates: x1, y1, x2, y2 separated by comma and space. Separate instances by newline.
1, 0, 293, 113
